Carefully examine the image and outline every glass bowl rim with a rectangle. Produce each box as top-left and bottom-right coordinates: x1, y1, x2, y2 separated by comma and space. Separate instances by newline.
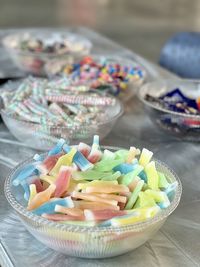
4, 146, 182, 233
138, 78, 200, 119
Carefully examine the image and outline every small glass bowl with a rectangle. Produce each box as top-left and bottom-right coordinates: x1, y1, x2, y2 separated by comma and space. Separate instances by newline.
1, 98, 123, 150
138, 79, 200, 141
4, 148, 182, 258
2, 31, 92, 76
45, 54, 147, 102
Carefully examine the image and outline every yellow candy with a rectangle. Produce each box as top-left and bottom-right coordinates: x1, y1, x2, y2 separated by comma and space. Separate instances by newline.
49, 148, 76, 176
40, 175, 56, 185
126, 147, 140, 163
111, 206, 160, 226
139, 148, 153, 167
28, 184, 37, 205
76, 180, 118, 191
145, 161, 159, 190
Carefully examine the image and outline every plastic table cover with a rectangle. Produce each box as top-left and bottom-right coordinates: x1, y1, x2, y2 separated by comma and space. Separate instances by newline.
0, 28, 199, 267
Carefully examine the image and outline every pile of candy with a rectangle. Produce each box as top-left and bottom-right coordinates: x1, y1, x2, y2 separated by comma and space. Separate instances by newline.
46, 56, 145, 96
5, 32, 91, 55
145, 88, 200, 115
13, 135, 177, 227
1, 77, 115, 127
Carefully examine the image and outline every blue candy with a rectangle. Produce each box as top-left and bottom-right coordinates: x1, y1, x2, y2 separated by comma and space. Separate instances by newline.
13, 163, 39, 186
48, 139, 65, 156
113, 163, 136, 174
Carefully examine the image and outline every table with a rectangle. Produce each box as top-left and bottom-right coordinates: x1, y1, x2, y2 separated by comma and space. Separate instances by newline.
0, 28, 199, 267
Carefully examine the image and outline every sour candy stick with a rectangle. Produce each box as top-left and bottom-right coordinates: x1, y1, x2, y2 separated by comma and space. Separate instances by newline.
12, 163, 39, 186
32, 197, 74, 216
134, 191, 156, 208
63, 144, 93, 171
110, 206, 160, 226
113, 163, 135, 174
139, 148, 153, 167
36, 154, 60, 175
55, 205, 83, 216
84, 209, 127, 221
54, 166, 72, 197
94, 158, 124, 172
101, 171, 121, 181
76, 180, 118, 191
125, 180, 144, 210
145, 189, 170, 205
28, 184, 37, 205
128, 176, 141, 191
90, 193, 127, 203
73, 201, 120, 211
48, 138, 66, 156
85, 183, 129, 194
72, 191, 118, 206
72, 170, 118, 181
119, 165, 143, 185
42, 213, 83, 222
78, 142, 91, 157
126, 147, 140, 163
102, 149, 116, 160
28, 184, 56, 211
87, 135, 102, 163
145, 161, 159, 190
158, 172, 170, 189
49, 148, 76, 176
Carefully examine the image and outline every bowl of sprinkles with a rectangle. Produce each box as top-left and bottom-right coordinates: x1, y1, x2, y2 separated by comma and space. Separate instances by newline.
5, 136, 182, 258
0, 77, 123, 149
45, 54, 146, 101
139, 79, 200, 140
2, 31, 92, 76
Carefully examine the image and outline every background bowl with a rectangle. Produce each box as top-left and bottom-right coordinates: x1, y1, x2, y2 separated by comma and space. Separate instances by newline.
4, 149, 182, 258
138, 79, 200, 141
45, 54, 147, 102
1, 98, 123, 150
2, 31, 92, 76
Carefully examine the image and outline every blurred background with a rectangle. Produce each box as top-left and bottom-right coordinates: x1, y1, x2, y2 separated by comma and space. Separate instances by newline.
0, 0, 199, 62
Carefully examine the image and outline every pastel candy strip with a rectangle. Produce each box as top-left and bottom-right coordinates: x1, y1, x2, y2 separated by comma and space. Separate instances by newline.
32, 197, 74, 216
76, 180, 118, 190
125, 180, 144, 210
94, 159, 124, 172
119, 165, 144, 185
40, 175, 56, 185
165, 181, 178, 200
55, 205, 83, 216
102, 149, 116, 160
72, 191, 118, 206
63, 145, 93, 171
28, 184, 56, 211
54, 166, 72, 197
48, 138, 66, 156
77, 142, 91, 157
72, 170, 116, 181
49, 148, 76, 176
87, 149, 102, 164
84, 209, 127, 221
110, 206, 160, 226
12, 163, 39, 186
91, 193, 127, 203
139, 148, 153, 167
85, 183, 129, 194
73, 201, 120, 211
42, 213, 83, 221
138, 170, 147, 183
28, 184, 37, 205
128, 176, 141, 191
145, 161, 159, 190
134, 191, 156, 208
145, 189, 170, 204
36, 154, 60, 175
113, 163, 135, 174
158, 172, 170, 189
21, 179, 30, 201
126, 147, 140, 163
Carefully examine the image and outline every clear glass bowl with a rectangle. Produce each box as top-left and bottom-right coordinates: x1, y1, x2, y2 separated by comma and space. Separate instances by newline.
45, 54, 147, 102
2, 31, 92, 76
1, 98, 123, 150
138, 79, 200, 141
4, 148, 182, 258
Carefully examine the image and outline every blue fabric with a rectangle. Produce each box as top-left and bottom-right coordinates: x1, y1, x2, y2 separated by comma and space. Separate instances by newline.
159, 32, 200, 78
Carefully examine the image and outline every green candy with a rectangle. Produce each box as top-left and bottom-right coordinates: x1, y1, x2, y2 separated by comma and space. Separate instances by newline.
72, 170, 114, 181
134, 191, 157, 208
119, 165, 144, 185
125, 180, 144, 210
102, 149, 116, 160
158, 172, 170, 189
101, 171, 121, 181
114, 149, 129, 161
94, 159, 124, 172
